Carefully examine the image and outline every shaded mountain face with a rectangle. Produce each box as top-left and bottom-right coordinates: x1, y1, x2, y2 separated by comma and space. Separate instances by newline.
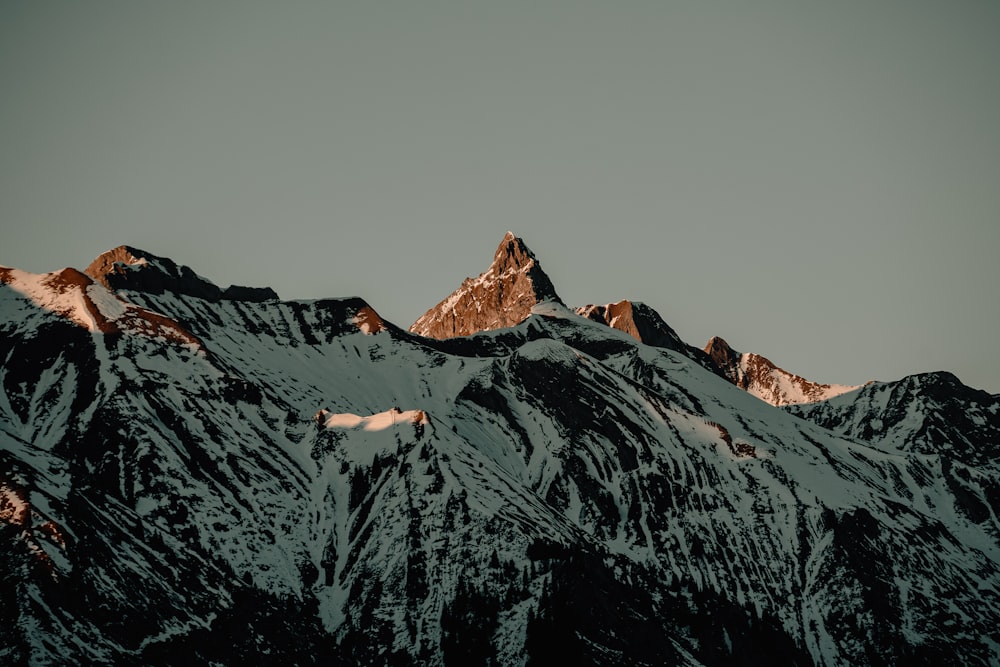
409, 231, 562, 339
704, 336, 862, 406
785, 371, 1000, 468
2, 237, 999, 666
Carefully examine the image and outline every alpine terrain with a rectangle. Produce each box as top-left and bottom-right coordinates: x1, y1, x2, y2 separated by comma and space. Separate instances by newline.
1, 233, 998, 665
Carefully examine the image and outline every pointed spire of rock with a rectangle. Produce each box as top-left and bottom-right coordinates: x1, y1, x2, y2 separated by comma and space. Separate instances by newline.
409, 232, 562, 339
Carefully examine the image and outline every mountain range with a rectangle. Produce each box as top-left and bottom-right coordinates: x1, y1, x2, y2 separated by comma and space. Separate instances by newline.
2, 232, 998, 665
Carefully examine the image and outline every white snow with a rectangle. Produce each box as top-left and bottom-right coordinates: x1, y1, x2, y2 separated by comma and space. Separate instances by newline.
529, 301, 576, 320
2, 268, 96, 330
86, 284, 128, 321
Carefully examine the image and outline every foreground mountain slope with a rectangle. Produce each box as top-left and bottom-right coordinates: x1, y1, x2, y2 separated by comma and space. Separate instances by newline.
1, 238, 998, 665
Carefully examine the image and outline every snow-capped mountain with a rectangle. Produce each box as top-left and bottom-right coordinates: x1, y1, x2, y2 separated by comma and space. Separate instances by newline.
2, 234, 998, 665
786, 371, 1000, 467
704, 336, 862, 406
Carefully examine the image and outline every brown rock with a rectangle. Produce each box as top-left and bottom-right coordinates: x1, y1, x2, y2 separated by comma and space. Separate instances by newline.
575, 300, 687, 351
86, 245, 277, 302
409, 232, 563, 339
353, 305, 386, 335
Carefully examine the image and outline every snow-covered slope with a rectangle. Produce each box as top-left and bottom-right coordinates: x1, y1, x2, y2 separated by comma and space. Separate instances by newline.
2, 239, 998, 665
786, 372, 1000, 466
705, 336, 862, 406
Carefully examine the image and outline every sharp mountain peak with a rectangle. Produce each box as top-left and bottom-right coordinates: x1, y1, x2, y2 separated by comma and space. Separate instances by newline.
409, 232, 562, 339
490, 230, 545, 275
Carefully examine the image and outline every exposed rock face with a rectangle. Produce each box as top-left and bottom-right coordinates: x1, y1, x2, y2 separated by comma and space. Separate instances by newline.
577, 300, 685, 349
704, 336, 744, 380
352, 304, 387, 335
220, 285, 281, 303
86, 245, 278, 302
705, 336, 861, 406
577, 300, 723, 375
409, 232, 562, 339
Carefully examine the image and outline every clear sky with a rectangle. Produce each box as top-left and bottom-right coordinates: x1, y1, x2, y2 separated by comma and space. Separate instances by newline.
3, 1, 999, 393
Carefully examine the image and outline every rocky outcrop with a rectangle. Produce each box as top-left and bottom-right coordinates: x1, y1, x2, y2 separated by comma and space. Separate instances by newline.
577, 300, 723, 374
704, 336, 745, 382
577, 300, 688, 351
0, 264, 204, 346
705, 336, 861, 406
352, 304, 387, 335
220, 285, 281, 303
410, 232, 562, 339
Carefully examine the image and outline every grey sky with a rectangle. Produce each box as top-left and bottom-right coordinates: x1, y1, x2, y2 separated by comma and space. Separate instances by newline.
3, 1, 999, 392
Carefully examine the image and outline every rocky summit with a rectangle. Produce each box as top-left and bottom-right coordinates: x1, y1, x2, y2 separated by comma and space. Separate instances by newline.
409, 231, 562, 339
1, 234, 998, 665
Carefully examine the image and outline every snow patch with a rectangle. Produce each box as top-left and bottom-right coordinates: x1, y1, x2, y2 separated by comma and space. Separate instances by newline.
318, 408, 429, 432
513, 338, 579, 365
86, 284, 128, 321
529, 301, 576, 320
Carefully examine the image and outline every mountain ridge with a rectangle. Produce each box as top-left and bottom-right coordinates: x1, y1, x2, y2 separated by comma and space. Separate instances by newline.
704, 335, 863, 406
85, 245, 280, 303
2, 232, 998, 665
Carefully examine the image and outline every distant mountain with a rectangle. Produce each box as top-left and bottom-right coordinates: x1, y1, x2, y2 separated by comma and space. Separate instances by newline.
86, 244, 279, 303
2, 234, 998, 665
786, 371, 1000, 468
704, 335, 862, 406
576, 300, 721, 376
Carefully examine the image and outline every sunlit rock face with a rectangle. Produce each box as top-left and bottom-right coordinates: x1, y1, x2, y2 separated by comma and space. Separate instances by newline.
704, 335, 862, 406
409, 231, 562, 339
